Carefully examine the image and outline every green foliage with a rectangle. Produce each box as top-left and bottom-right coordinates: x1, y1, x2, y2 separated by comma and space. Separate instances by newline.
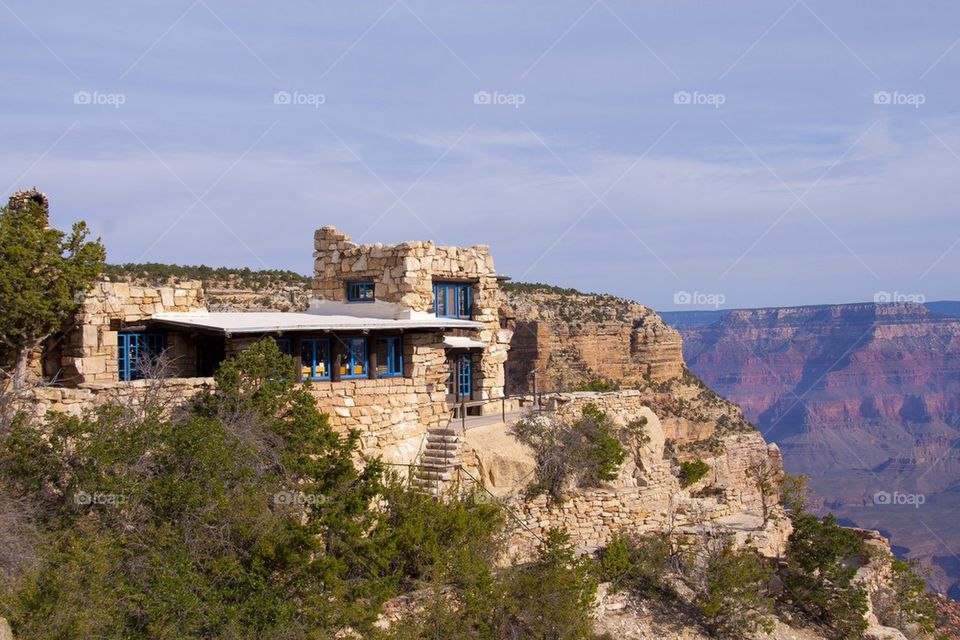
372, 479, 504, 595
512, 404, 628, 501
574, 378, 617, 392
597, 533, 673, 597
874, 557, 937, 634
780, 473, 811, 516
102, 262, 310, 288
679, 459, 710, 487
695, 542, 774, 638
783, 513, 868, 639
0, 339, 387, 638
499, 281, 589, 296
490, 528, 599, 639
378, 528, 602, 640
0, 200, 105, 385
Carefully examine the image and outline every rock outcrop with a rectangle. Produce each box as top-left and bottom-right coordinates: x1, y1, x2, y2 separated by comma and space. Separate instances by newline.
503, 286, 684, 393
461, 390, 791, 561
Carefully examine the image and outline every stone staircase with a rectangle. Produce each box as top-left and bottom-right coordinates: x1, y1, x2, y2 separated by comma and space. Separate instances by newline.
411, 425, 463, 496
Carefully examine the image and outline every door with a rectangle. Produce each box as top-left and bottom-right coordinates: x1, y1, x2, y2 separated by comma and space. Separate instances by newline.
448, 354, 472, 400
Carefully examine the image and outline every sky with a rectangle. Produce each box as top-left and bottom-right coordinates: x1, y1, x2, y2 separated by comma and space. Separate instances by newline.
2, 1, 959, 310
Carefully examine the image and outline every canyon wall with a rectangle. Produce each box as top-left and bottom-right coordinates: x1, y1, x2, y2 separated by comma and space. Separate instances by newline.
503, 287, 684, 393
674, 302, 960, 597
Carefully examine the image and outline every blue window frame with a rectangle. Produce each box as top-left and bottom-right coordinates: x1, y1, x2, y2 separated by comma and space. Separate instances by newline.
374, 336, 403, 377
117, 332, 166, 382
433, 282, 471, 318
300, 338, 331, 380
339, 337, 368, 379
347, 281, 375, 302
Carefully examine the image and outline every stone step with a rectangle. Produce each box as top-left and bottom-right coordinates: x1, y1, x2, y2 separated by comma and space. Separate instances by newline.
420, 451, 457, 465
417, 461, 454, 472
427, 435, 461, 444
428, 428, 460, 437
425, 441, 459, 451
422, 450, 457, 460
413, 470, 451, 481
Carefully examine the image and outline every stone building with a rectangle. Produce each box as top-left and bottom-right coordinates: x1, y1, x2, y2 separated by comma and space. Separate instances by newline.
39, 224, 513, 462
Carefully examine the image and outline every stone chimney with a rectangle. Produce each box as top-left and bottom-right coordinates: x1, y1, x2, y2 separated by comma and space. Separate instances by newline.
7, 187, 49, 218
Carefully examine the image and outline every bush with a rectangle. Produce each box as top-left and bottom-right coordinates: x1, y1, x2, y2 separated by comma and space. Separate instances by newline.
372, 479, 504, 595
491, 528, 600, 640
695, 542, 774, 638
783, 513, 868, 639
597, 533, 673, 597
0, 339, 387, 637
512, 404, 628, 501
873, 557, 937, 635
679, 459, 710, 487
574, 379, 616, 392
380, 528, 603, 640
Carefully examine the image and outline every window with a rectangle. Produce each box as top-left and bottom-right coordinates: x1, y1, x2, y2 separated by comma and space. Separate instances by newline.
339, 337, 367, 379
374, 336, 403, 377
347, 281, 375, 302
300, 339, 331, 380
117, 332, 166, 381
433, 282, 471, 318
275, 338, 292, 355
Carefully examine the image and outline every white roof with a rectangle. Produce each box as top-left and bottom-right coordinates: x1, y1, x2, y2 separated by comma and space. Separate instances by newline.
443, 336, 486, 349
150, 311, 481, 335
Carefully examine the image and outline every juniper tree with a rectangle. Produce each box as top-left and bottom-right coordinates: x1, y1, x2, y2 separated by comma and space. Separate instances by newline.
0, 193, 104, 388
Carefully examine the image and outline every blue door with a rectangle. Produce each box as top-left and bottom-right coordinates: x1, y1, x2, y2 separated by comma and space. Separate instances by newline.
456, 354, 471, 399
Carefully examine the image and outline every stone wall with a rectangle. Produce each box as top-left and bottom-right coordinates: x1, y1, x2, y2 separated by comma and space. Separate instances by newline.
54, 281, 206, 385
313, 227, 511, 409
459, 390, 788, 560
16, 377, 215, 420
304, 331, 451, 463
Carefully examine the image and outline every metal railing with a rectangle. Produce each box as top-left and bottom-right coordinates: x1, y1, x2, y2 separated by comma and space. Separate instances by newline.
449, 391, 553, 433
380, 460, 546, 546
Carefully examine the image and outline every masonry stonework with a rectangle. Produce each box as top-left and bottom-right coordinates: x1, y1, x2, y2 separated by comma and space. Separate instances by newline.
313, 227, 511, 410
53, 281, 206, 385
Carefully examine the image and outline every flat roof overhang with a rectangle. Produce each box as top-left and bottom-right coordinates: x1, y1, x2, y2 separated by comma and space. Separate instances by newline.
149, 311, 482, 336
443, 336, 486, 349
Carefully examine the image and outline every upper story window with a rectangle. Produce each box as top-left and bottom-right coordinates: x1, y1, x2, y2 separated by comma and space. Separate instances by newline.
346, 281, 375, 303
300, 338, 331, 380
374, 336, 403, 377
434, 282, 471, 318
117, 332, 166, 381
339, 337, 367, 379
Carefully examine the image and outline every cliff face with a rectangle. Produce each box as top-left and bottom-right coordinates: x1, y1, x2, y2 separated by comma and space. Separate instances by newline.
503, 287, 685, 393
675, 302, 960, 596
679, 303, 960, 490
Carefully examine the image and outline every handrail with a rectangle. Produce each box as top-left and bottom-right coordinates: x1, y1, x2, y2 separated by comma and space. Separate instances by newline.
379, 460, 546, 546
454, 463, 546, 546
